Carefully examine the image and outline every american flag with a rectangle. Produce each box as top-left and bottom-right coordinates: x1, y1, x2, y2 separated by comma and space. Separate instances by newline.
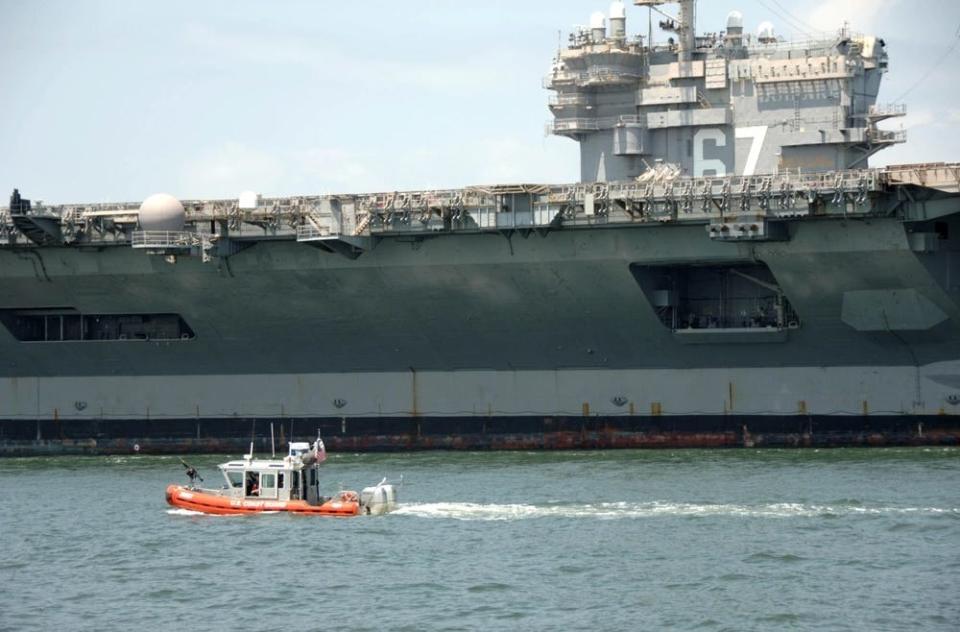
314, 438, 327, 463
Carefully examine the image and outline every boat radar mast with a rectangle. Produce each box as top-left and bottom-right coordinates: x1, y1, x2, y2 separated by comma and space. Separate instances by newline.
634, 0, 696, 60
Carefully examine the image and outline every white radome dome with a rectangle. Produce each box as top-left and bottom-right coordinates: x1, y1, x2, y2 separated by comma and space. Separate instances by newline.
590, 11, 606, 29
139, 193, 185, 231
238, 190, 259, 210
726, 11, 744, 29
610, 1, 626, 19
757, 21, 775, 41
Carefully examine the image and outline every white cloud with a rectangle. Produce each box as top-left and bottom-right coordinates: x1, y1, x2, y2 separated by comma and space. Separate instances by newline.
468, 137, 577, 185
880, 108, 960, 134
896, 109, 936, 130
179, 143, 377, 199
180, 23, 511, 92
295, 148, 371, 193
179, 142, 285, 199
806, 0, 902, 33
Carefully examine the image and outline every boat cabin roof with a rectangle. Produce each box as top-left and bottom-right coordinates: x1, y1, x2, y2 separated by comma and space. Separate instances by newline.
220, 459, 301, 472
219, 442, 316, 474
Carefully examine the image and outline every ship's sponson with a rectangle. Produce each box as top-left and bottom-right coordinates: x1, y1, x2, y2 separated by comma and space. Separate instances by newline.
1, 163, 958, 260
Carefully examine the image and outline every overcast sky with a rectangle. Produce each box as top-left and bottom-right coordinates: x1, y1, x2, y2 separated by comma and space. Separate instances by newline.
1, 0, 958, 204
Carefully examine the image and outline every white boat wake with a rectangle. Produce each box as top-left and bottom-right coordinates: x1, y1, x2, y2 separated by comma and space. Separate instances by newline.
166, 508, 206, 516
392, 501, 960, 521
165, 508, 278, 517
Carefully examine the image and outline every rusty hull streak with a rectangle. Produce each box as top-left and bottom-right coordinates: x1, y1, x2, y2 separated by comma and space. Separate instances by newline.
1, 429, 958, 456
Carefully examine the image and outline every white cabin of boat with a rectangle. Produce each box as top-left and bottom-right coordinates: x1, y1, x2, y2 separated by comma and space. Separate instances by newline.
218, 442, 323, 504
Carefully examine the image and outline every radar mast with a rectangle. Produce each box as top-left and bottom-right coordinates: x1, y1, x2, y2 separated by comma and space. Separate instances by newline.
634, 0, 696, 60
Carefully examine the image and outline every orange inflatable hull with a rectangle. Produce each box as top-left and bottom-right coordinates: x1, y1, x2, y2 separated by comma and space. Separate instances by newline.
165, 485, 360, 516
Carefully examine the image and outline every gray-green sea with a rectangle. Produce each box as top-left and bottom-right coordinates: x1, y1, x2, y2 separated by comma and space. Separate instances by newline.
2, 448, 958, 631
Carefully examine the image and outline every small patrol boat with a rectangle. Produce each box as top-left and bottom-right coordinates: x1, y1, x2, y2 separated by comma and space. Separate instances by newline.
165, 439, 398, 516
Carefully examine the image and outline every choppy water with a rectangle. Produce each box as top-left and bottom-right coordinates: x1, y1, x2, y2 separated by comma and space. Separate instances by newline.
2, 448, 958, 631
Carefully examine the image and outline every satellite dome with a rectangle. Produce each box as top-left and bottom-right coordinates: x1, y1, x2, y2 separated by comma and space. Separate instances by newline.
726, 11, 744, 29
590, 11, 606, 29
610, 1, 626, 19
139, 193, 185, 231
238, 190, 260, 210
757, 21, 775, 42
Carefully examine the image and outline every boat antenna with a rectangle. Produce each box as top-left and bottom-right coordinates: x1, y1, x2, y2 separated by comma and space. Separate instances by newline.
270, 422, 276, 457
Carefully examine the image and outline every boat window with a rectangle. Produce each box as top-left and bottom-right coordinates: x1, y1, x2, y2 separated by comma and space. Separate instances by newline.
278, 473, 285, 490
261, 473, 276, 489
226, 471, 243, 488
245, 472, 260, 496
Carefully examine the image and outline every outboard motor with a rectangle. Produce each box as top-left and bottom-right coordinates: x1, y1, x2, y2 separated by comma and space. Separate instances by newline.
360, 482, 399, 515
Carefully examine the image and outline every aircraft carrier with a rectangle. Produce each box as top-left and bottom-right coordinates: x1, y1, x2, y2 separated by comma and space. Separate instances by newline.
1, 0, 958, 455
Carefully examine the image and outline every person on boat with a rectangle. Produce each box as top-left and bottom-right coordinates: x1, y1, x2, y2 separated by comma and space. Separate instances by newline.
246, 473, 260, 496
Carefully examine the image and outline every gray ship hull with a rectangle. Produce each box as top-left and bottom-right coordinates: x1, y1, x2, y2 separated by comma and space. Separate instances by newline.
2, 211, 959, 454
2, 218, 958, 374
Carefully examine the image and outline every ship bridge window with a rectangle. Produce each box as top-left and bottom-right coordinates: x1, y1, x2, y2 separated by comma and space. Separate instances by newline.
631, 262, 800, 335
0, 309, 195, 342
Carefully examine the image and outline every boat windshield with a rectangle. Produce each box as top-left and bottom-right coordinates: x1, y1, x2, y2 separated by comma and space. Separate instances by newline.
225, 471, 243, 488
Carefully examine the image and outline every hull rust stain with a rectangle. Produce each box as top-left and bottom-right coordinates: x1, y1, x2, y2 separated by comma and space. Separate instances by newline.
0, 415, 957, 456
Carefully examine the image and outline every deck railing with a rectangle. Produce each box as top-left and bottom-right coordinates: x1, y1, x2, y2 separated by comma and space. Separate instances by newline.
131, 230, 203, 249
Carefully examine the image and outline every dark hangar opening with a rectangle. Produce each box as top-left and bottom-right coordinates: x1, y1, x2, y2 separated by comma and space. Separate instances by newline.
0, 309, 195, 342
631, 262, 800, 332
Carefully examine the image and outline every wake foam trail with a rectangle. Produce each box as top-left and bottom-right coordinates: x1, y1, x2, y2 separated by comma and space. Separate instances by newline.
392, 502, 960, 521
166, 508, 206, 516
165, 508, 258, 517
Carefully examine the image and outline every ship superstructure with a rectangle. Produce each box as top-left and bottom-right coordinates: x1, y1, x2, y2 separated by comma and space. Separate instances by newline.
547, 1, 903, 182
0, 1, 958, 454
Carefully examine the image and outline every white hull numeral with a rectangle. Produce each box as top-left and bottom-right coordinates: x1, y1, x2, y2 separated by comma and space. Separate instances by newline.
692, 126, 769, 178
735, 126, 768, 177
693, 129, 728, 177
